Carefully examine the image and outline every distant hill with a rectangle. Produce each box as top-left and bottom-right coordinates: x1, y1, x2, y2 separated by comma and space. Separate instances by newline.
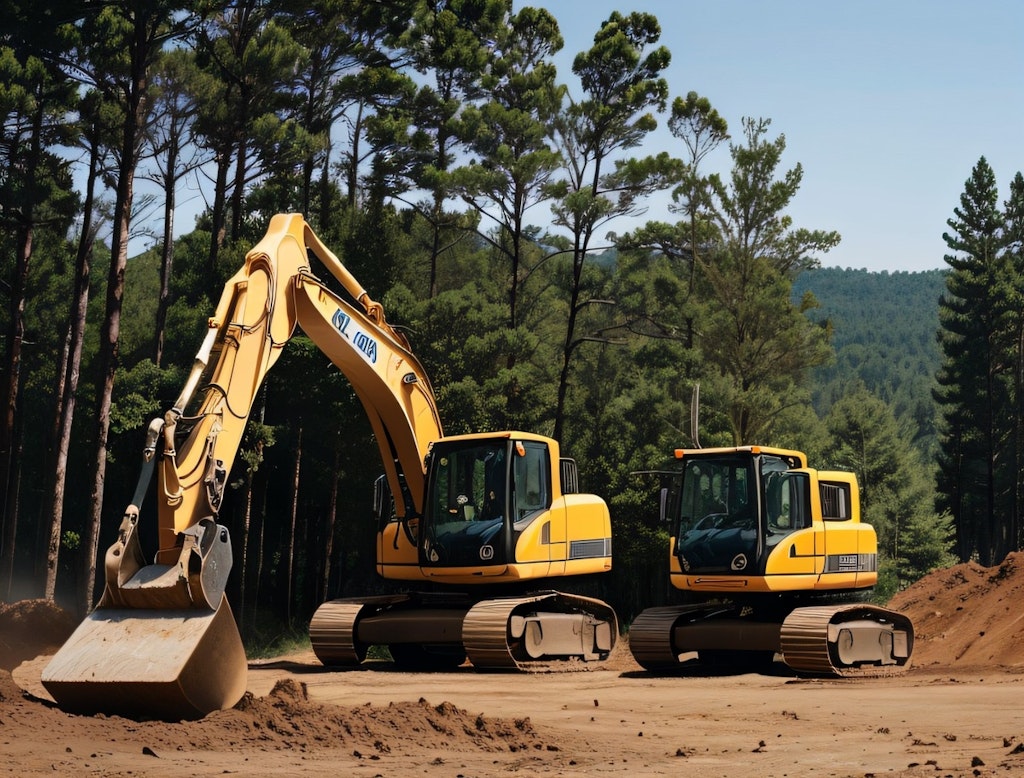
793, 266, 947, 455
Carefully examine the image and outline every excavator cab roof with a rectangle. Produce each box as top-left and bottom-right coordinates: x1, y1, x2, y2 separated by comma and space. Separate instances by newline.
672, 445, 807, 469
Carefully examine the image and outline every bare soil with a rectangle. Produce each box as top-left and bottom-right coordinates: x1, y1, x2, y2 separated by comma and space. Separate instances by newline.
3, 553, 1024, 777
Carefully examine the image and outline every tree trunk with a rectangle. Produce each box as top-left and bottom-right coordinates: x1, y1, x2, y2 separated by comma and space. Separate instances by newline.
1017, 318, 1024, 552
0, 221, 32, 600
230, 125, 248, 242
238, 473, 253, 634
250, 471, 267, 631
286, 426, 302, 623
207, 149, 230, 279
42, 139, 99, 601
553, 235, 586, 443
345, 102, 363, 208
426, 129, 455, 300
83, 12, 150, 609
317, 147, 332, 229
0, 90, 47, 598
154, 135, 178, 368
322, 443, 339, 602
84, 187, 134, 611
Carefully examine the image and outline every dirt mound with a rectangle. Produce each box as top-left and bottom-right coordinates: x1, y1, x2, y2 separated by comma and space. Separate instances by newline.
0, 666, 554, 766
187, 679, 546, 755
888, 551, 1024, 671
0, 599, 555, 763
0, 599, 77, 671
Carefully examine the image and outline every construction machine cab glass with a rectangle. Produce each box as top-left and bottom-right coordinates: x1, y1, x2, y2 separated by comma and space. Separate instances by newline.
421, 437, 551, 568
673, 451, 809, 574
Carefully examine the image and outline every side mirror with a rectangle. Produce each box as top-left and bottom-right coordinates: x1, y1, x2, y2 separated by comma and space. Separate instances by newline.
659, 486, 669, 524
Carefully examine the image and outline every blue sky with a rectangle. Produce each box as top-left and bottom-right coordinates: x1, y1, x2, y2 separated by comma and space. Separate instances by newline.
528, 1, 1024, 272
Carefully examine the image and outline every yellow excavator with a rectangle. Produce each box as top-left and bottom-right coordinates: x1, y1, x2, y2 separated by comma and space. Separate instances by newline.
42, 214, 615, 719
629, 445, 914, 676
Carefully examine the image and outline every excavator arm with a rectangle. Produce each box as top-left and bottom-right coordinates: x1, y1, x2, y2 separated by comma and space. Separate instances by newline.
42, 214, 443, 718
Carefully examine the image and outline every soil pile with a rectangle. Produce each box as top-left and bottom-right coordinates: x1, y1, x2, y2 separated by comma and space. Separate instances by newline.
0, 667, 552, 759
0, 598, 557, 765
888, 551, 1024, 671
0, 599, 76, 671
0, 600, 559, 765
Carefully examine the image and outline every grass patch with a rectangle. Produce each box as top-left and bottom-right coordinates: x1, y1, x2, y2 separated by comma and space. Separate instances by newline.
242, 609, 312, 659
239, 608, 394, 661
246, 628, 311, 660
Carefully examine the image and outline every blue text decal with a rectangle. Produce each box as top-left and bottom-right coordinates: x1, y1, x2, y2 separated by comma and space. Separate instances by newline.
332, 309, 378, 364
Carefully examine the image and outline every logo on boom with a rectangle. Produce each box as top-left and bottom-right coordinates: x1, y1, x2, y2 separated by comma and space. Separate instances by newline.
332, 308, 378, 364
352, 331, 377, 363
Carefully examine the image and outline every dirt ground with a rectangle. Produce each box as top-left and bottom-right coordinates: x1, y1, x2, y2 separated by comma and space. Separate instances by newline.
3, 553, 1024, 778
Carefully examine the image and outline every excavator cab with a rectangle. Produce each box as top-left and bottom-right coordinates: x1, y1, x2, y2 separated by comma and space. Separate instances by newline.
672, 449, 807, 575
419, 434, 561, 572
313, 431, 616, 669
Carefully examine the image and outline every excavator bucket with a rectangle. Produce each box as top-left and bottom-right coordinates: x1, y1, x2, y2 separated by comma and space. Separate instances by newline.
41, 510, 247, 720
41, 596, 246, 720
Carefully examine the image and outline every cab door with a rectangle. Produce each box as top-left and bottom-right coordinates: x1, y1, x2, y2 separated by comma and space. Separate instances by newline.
511, 440, 557, 574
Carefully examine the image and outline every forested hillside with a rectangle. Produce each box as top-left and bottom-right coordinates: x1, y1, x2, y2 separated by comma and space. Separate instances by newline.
794, 267, 946, 457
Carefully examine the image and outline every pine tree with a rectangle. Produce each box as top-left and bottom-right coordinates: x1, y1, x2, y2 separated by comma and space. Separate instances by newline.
548, 10, 677, 442
1004, 172, 1024, 554
699, 118, 837, 444
825, 385, 951, 590
935, 157, 1015, 565
382, 0, 505, 298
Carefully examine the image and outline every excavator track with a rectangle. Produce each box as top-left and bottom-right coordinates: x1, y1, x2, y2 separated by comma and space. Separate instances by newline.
627, 604, 721, 670
311, 598, 382, 665
780, 603, 914, 677
463, 591, 617, 669
310, 591, 617, 670
310, 594, 424, 666
629, 601, 914, 677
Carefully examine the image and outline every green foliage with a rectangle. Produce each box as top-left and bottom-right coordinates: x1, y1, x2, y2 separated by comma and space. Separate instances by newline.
793, 267, 946, 459
935, 157, 1022, 565
823, 385, 952, 587
709, 118, 840, 276
668, 90, 729, 169
109, 359, 180, 436
898, 510, 955, 585
699, 248, 832, 444
872, 558, 900, 604
236, 420, 277, 482
693, 119, 836, 444
568, 10, 670, 152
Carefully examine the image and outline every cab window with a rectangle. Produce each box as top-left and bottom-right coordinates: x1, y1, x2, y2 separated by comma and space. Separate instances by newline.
765, 471, 810, 538
513, 442, 549, 520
